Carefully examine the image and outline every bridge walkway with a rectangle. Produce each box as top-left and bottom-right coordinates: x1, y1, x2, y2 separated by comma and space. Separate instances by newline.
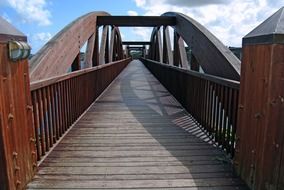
27, 60, 247, 189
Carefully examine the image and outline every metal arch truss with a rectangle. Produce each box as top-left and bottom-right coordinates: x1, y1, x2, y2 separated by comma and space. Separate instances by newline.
29, 12, 124, 81
29, 11, 240, 81
148, 12, 241, 81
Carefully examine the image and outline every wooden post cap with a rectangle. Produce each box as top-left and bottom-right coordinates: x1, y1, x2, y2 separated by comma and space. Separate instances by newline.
0, 17, 27, 42
243, 7, 284, 45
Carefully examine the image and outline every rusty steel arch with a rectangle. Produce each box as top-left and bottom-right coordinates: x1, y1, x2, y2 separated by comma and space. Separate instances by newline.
29, 12, 124, 81
149, 12, 241, 81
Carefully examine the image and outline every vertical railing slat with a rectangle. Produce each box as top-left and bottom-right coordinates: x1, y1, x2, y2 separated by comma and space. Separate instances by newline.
29, 59, 137, 162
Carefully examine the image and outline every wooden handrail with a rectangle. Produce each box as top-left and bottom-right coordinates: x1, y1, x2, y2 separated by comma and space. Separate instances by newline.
30, 59, 130, 162
142, 58, 239, 89
142, 58, 240, 157
30, 58, 130, 90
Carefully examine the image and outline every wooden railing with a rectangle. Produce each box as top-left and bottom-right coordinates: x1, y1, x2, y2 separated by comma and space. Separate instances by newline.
142, 58, 239, 157
30, 59, 130, 161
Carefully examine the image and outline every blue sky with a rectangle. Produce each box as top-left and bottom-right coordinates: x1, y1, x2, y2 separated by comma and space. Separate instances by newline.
1, 0, 283, 53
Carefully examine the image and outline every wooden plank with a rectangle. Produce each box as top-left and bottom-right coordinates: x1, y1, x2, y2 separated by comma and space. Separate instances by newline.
0, 41, 35, 188
28, 178, 245, 189
236, 43, 284, 189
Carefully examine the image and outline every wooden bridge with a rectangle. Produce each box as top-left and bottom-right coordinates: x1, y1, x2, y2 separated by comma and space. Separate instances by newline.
0, 7, 283, 190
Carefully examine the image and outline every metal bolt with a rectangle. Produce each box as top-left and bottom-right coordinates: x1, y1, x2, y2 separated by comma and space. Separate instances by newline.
27, 105, 33, 111
8, 113, 14, 120
15, 166, 20, 171
254, 112, 262, 119
16, 180, 21, 186
270, 99, 277, 106
251, 149, 256, 154
280, 96, 284, 103
238, 105, 244, 109
12, 152, 18, 158
30, 138, 36, 143
275, 144, 279, 149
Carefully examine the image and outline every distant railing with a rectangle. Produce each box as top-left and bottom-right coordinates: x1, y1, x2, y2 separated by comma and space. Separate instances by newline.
142, 58, 239, 157
30, 59, 130, 161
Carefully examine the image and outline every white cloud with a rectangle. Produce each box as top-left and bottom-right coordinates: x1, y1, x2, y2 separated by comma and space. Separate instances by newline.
132, 27, 152, 41
133, 0, 281, 47
128, 10, 138, 16
2, 12, 11, 23
5, 0, 51, 26
164, 0, 227, 7
29, 32, 51, 53
33, 32, 51, 42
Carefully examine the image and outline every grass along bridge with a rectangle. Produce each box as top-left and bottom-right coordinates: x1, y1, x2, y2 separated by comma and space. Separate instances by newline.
0, 7, 283, 190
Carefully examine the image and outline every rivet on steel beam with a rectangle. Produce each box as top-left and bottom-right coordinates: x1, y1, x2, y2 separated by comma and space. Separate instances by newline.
251, 149, 255, 154
33, 163, 37, 168
31, 151, 36, 155
8, 113, 14, 120
2, 77, 7, 81
250, 164, 255, 169
275, 143, 279, 149
30, 138, 36, 143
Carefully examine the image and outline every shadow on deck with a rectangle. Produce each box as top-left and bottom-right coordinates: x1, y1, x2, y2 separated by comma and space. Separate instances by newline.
27, 60, 248, 189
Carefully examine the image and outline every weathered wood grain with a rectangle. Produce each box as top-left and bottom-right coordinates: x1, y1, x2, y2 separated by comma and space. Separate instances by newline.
27, 60, 247, 189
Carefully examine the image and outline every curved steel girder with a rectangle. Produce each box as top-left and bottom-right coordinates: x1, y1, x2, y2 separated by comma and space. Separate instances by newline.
114, 26, 124, 60
29, 11, 110, 81
161, 12, 240, 81
149, 27, 160, 61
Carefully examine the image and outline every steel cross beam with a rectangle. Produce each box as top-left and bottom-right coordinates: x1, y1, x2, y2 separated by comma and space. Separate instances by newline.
97, 16, 176, 27
122, 41, 151, 45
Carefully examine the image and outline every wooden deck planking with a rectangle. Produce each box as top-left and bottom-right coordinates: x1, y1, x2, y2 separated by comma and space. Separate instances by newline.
27, 60, 247, 189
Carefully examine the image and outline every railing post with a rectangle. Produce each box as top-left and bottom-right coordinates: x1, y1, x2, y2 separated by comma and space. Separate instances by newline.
0, 18, 36, 189
235, 7, 284, 190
